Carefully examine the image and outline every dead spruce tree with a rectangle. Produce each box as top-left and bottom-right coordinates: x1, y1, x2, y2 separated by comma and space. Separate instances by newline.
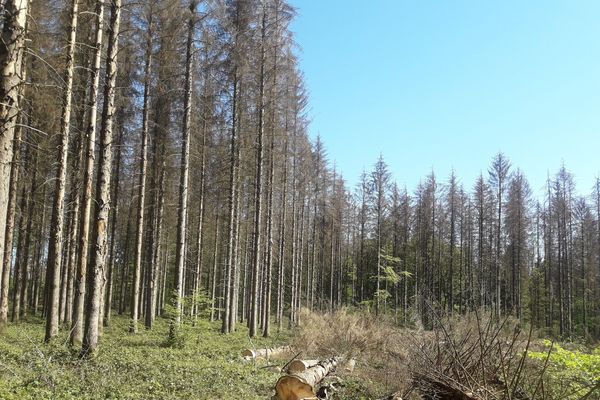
170, 0, 197, 342
44, 0, 79, 343
70, 0, 105, 346
131, 4, 153, 335
0, 0, 29, 332
82, 0, 121, 356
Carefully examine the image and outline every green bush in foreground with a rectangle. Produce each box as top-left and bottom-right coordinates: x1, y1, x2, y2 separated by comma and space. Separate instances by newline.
529, 339, 600, 399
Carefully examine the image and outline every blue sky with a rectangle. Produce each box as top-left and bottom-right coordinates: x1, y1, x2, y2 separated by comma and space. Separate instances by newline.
290, 0, 600, 196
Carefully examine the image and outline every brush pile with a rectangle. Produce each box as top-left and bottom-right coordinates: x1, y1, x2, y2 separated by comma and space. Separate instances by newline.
407, 312, 534, 400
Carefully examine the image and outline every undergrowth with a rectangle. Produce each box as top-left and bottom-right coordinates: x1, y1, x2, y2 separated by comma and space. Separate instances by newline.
0, 314, 289, 399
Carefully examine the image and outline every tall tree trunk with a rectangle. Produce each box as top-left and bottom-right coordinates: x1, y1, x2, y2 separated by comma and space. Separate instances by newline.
0, 0, 28, 283
11, 185, 28, 321
249, 7, 267, 337
103, 115, 124, 327
262, 123, 275, 337
18, 149, 36, 320
65, 132, 85, 327
171, 0, 196, 338
132, 14, 152, 333
192, 105, 207, 322
210, 209, 220, 322
82, 0, 120, 356
222, 73, 239, 334
0, 0, 29, 331
71, 0, 105, 346
0, 97, 24, 328
45, 0, 79, 343
31, 185, 47, 316
276, 137, 288, 331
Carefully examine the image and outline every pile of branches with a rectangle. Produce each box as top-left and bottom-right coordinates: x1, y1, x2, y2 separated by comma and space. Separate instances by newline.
406, 311, 540, 400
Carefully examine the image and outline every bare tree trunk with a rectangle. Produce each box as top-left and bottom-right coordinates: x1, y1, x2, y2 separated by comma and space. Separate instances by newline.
12, 185, 28, 321
32, 186, 47, 316
132, 13, 153, 334
18, 150, 36, 320
229, 187, 242, 330
221, 74, 239, 334
289, 143, 298, 325
192, 107, 207, 322
0, 0, 29, 330
82, 0, 120, 356
262, 124, 275, 337
276, 136, 288, 331
65, 132, 85, 327
103, 116, 124, 327
0, 100, 24, 327
171, 0, 196, 338
249, 7, 267, 338
0, 0, 29, 331
210, 210, 220, 322
118, 189, 134, 315
45, 0, 79, 342
71, 0, 105, 346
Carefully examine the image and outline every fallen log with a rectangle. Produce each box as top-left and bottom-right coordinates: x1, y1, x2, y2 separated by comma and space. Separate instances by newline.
286, 359, 320, 374
242, 345, 291, 360
274, 357, 339, 400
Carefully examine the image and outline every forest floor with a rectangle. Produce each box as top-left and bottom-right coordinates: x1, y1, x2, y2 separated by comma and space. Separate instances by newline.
1, 311, 598, 400
0, 315, 293, 400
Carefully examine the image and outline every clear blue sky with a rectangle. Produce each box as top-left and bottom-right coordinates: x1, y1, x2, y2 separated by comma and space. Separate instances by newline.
290, 0, 600, 196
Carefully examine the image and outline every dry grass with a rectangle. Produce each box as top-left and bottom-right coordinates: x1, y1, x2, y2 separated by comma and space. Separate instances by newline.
291, 308, 419, 398
288, 308, 566, 400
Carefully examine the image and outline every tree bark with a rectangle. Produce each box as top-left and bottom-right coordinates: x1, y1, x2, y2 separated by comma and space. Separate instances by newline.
249, 7, 268, 337
71, 0, 105, 346
82, 0, 120, 356
274, 357, 339, 400
171, 0, 196, 337
0, 0, 29, 332
45, 0, 79, 343
132, 12, 152, 333
0, 96, 24, 327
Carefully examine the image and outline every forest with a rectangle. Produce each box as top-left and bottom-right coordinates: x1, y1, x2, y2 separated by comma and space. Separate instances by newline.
1, 0, 599, 399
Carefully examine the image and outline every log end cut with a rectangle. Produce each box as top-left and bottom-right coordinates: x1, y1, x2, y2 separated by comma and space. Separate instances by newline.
275, 375, 316, 400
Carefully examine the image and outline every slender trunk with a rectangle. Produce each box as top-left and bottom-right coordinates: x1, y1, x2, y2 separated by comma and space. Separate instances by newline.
171, 1, 196, 337
82, 0, 120, 355
150, 153, 166, 322
192, 119, 206, 321
132, 15, 152, 333
0, 97, 24, 327
11, 186, 28, 321
210, 210, 220, 322
71, 0, 105, 346
221, 74, 239, 334
262, 121, 275, 337
104, 117, 124, 327
65, 132, 85, 327
0, 1, 30, 331
18, 154, 36, 320
276, 137, 288, 331
44, 0, 79, 342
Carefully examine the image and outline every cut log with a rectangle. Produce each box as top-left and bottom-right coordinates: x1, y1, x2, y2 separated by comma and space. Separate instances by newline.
275, 357, 339, 400
242, 345, 291, 360
286, 359, 320, 374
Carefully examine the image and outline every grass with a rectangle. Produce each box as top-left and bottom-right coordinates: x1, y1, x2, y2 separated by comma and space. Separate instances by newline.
0, 314, 290, 399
